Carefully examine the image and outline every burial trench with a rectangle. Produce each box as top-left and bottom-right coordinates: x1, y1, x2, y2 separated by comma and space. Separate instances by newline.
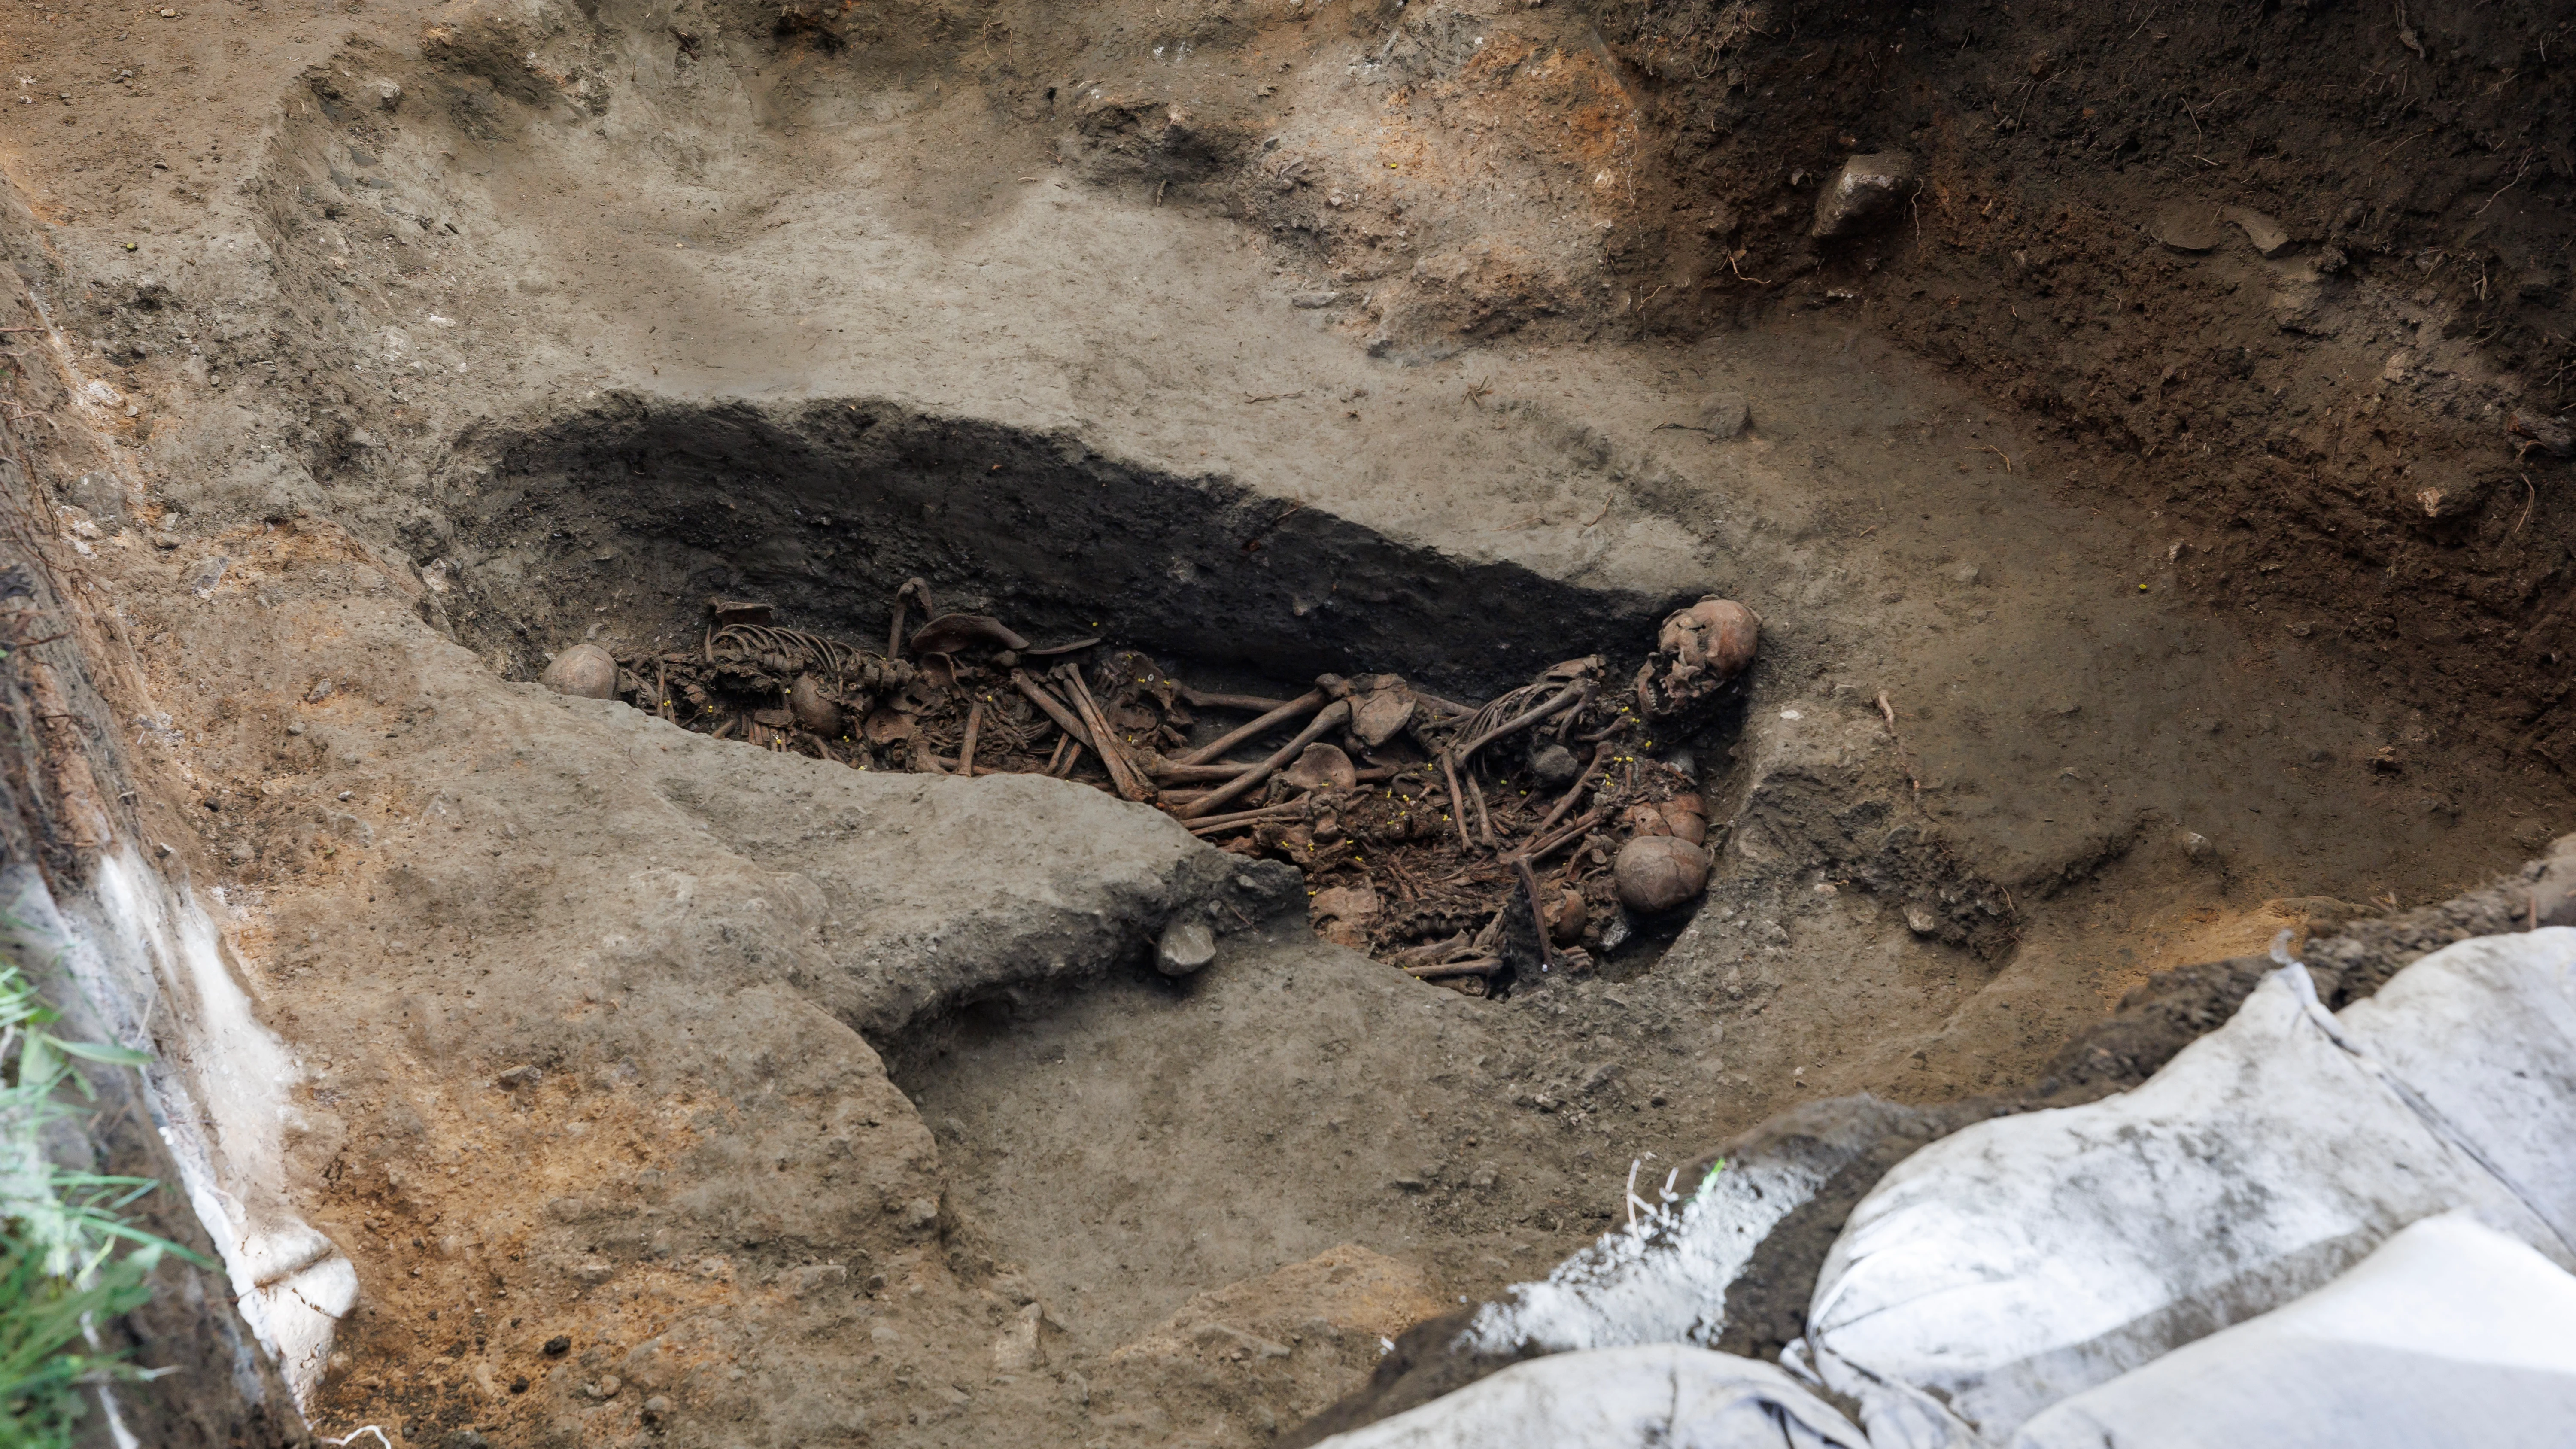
433, 394, 1763, 997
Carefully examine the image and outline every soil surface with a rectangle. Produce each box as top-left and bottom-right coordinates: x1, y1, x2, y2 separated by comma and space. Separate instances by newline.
0, 1, 2570, 1446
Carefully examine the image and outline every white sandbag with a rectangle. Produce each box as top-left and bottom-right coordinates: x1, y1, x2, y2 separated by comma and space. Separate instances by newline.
2335, 932, 2576, 1245
2011, 1212, 2576, 1449
1310, 1343, 1868, 1449
1803, 932, 2576, 1447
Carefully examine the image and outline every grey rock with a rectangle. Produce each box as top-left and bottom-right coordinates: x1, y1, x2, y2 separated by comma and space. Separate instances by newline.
1291, 289, 1345, 309
1810, 152, 1915, 240
1698, 393, 1750, 438
1530, 744, 1581, 789
1156, 915, 1218, 977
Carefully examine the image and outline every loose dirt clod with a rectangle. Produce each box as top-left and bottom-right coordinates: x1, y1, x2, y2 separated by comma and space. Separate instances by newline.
2151, 203, 2225, 253
1811, 152, 1916, 239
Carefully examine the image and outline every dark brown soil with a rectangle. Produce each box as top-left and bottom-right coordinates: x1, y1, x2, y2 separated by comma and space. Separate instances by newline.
1590, 0, 2576, 792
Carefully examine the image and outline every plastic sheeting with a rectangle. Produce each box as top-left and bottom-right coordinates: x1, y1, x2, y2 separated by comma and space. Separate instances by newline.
1800, 929, 2576, 1447
1310, 1343, 1868, 1449
22, 851, 361, 1404
2335, 932, 2576, 1249
1461, 1099, 1926, 1357
2011, 1212, 2576, 1448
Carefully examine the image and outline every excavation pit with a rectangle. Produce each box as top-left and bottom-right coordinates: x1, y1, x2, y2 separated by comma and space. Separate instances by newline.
436, 397, 1756, 996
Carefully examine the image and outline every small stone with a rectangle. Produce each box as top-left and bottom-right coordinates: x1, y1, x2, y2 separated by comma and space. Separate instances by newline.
787, 1263, 849, 1297
542, 1334, 572, 1357
641, 1395, 671, 1423
1952, 563, 1981, 585
1810, 152, 1915, 239
498, 1065, 544, 1090
2180, 831, 2215, 863
1529, 744, 1580, 789
1904, 903, 1938, 935
373, 78, 403, 111
226, 840, 255, 864
1155, 916, 1216, 977
305, 677, 336, 704
992, 1302, 1046, 1370
1697, 392, 1749, 438
441, 1433, 489, 1449
539, 643, 618, 699
1291, 290, 1343, 309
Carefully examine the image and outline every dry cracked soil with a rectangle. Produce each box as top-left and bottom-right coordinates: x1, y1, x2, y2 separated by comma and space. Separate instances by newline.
2, 0, 2573, 1446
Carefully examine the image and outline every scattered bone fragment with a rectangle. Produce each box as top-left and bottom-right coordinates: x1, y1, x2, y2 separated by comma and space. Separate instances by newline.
1284, 743, 1358, 792
911, 613, 1031, 655
706, 596, 773, 626
2221, 205, 2290, 256
1349, 680, 1417, 748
